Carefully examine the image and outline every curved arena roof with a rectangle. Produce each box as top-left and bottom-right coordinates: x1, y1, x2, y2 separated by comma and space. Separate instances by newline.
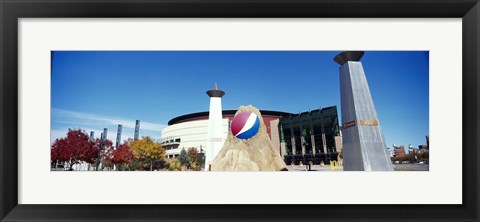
168, 110, 293, 125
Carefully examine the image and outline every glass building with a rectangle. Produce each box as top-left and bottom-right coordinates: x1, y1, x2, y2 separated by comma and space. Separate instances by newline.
279, 106, 341, 165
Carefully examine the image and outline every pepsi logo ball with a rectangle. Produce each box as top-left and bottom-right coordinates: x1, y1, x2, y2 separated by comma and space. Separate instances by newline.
231, 111, 260, 140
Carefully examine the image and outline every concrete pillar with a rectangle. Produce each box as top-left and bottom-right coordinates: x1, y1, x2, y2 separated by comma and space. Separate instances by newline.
291, 138, 296, 155
290, 123, 296, 155
279, 124, 287, 156
134, 120, 140, 140
116, 124, 122, 148
102, 128, 108, 141
311, 134, 316, 155
320, 111, 327, 154
280, 142, 287, 157
335, 51, 393, 171
300, 137, 306, 155
89, 131, 95, 142
270, 119, 281, 155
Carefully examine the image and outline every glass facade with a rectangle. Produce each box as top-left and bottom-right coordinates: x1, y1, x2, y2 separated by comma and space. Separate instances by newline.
279, 106, 340, 165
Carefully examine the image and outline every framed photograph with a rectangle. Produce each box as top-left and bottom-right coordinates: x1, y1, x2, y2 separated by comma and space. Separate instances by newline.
1, 0, 479, 221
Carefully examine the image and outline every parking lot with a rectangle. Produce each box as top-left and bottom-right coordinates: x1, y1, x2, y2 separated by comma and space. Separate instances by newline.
393, 163, 429, 171
285, 164, 343, 171
285, 163, 429, 171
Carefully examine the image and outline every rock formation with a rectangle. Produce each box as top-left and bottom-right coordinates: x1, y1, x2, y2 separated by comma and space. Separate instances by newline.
211, 105, 287, 171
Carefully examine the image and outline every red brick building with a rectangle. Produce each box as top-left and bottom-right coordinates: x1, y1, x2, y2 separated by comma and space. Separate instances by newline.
393, 145, 406, 158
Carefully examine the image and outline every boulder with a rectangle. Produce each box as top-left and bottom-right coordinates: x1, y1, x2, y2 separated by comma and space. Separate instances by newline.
211, 105, 287, 171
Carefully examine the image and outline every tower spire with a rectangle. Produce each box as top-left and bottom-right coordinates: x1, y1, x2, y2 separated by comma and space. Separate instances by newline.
206, 83, 225, 98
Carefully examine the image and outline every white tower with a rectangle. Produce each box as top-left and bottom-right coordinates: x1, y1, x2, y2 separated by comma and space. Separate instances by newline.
205, 83, 225, 171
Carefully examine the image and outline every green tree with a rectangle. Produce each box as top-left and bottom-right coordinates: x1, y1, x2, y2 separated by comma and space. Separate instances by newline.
187, 147, 199, 170
196, 151, 205, 171
179, 148, 189, 167
130, 136, 166, 171
169, 159, 182, 171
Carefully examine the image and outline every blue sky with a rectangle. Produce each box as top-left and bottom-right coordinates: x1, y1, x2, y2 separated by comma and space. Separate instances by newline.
51, 51, 429, 151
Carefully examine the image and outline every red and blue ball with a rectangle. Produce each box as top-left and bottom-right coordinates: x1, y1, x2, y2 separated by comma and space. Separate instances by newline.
230, 111, 260, 139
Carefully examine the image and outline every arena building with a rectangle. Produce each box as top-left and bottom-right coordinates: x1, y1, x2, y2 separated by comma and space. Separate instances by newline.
161, 106, 342, 166
161, 110, 292, 159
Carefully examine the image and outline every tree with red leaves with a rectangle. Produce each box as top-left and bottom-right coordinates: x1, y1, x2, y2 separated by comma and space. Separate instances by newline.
99, 139, 114, 170
112, 142, 135, 170
51, 129, 98, 170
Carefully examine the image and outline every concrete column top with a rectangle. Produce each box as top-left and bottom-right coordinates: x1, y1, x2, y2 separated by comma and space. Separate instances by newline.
334, 51, 365, 65
206, 89, 225, 97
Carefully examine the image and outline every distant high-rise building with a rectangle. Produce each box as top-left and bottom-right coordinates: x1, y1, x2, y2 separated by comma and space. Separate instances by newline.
387, 147, 394, 157
335, 51, 394, 171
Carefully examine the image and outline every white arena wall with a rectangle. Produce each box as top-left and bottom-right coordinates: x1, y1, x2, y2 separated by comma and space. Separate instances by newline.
160, 119, 230, 158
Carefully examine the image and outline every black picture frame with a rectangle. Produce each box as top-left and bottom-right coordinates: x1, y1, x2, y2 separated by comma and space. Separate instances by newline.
1, 0, 479, 221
